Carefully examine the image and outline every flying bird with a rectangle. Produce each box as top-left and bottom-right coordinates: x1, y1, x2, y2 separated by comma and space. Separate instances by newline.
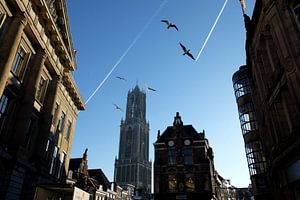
146, 85, 157, 92
113, 104, 123, 112
116, 76, 126, 81
161, 20, 178, 31
179, 43, 195, 60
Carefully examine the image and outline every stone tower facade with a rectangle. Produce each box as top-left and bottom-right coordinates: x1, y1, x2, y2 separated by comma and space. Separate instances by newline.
114, 85, 151, 192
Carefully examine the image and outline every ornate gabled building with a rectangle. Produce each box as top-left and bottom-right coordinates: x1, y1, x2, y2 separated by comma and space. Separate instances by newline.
114, 85, 152, 193
0, 0, 85, 199
232, 0, 300, 199
153, 112, 216, 200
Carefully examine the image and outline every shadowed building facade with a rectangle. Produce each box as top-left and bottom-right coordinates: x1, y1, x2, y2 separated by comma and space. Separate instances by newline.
154, 112, 216, 200
232, 0, 300, 199
114, 85, 152, 193
0, 0, 85, 199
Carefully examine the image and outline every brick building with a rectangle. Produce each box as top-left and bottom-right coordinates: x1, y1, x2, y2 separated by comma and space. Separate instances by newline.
153, 112, 216, 200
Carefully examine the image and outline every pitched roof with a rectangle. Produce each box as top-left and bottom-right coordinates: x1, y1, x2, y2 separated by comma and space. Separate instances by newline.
88, 169, 111, 190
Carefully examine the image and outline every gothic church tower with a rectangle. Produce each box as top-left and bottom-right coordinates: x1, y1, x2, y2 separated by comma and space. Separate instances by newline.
114, 85, 151, 192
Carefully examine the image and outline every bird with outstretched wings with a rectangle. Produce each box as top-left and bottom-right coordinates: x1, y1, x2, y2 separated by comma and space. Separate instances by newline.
161, 20, 179, 31
179, 43, 195, 60
145, 84, 157, 92
116, 76, 126, 81
113, 103, 123, 112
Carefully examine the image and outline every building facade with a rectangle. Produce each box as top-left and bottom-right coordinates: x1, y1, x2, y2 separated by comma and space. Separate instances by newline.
0, 0, 85, 199
232, 0, 300, 199
153, 112, 216, 200
114, 85, 152, 193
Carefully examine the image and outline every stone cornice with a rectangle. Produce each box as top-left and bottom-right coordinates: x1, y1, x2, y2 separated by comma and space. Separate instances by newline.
14, 0, 85, 111
20, 0, 75, 71
62, 72, 86, 110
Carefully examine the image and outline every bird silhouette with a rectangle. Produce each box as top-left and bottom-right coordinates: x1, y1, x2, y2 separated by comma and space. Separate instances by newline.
146, 85, 157, 92
113, 104, 123, 112
116, 76, 126, 81
179, 43, 195, 60
161, 20, 178, 31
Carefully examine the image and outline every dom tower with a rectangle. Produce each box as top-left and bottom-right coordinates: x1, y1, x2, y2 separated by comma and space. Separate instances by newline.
114, 85, 152, 193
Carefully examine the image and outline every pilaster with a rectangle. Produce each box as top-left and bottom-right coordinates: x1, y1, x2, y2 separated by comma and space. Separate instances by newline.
0, 12, 27, 97
11, 49, 46, 147
35, 75, 61, 155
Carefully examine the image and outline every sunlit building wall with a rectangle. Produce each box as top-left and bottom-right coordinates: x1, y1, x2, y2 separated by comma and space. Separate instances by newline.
0, 0, 85, 199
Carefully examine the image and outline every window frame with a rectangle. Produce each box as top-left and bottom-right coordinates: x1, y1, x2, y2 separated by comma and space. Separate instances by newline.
11, 45, 30, 80
245, 141, 267, 175
49, 146, 58, 175
183, 147, 193, 165
65, 120, 72, 140
36, 76, 48, 103
0, 12, 6, 29
293, 3, 300, 25
57, 111, 66, 133
168, 174, 177, 192
57, 152, 66, 179
168, 148, 176, 165
185, 173, 195, 192
0, 94, 9, 118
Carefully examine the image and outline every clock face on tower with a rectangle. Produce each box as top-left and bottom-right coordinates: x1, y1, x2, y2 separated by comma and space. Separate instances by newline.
184, 139, 191, 146
168, 140, 174, 147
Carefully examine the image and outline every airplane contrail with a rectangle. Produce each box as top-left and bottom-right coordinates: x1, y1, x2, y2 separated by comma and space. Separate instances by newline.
85, 0, 168, 104
195, 0, 228, 62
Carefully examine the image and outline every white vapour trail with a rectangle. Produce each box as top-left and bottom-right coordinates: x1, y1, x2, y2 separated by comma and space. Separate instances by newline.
195, 0, 228, 62
85, 0, 168, 104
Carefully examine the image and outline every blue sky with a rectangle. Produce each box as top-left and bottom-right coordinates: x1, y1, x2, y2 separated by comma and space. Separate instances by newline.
67, 0, 255, 187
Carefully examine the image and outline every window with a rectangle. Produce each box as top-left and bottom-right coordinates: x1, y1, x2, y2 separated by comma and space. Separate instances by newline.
0, 12, 6, 30
233, 72, 251, 99
23, 118, 37, 149
238, 103, 259, 134
168, 175, 177, 192
0, 94, 9, 118
168, 149, 176, 165
245, 141, 267, 175
0, 94, 9, 134
36, 77, 48, 103
57, 152, 66, 179
49, 146, 58, 175
185, 174, 195, 191
65, 120, 72, 140
11, 46, 28, 78
57, 111, 65, 133
52, 103, 59, 124
183, 148, 193, 165
294, 3, 300, 24
68, 170, 73, 179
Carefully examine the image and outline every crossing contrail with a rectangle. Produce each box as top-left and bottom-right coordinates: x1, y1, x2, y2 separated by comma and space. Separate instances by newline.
85, 0, 168, 104
195, 0, 228, 62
